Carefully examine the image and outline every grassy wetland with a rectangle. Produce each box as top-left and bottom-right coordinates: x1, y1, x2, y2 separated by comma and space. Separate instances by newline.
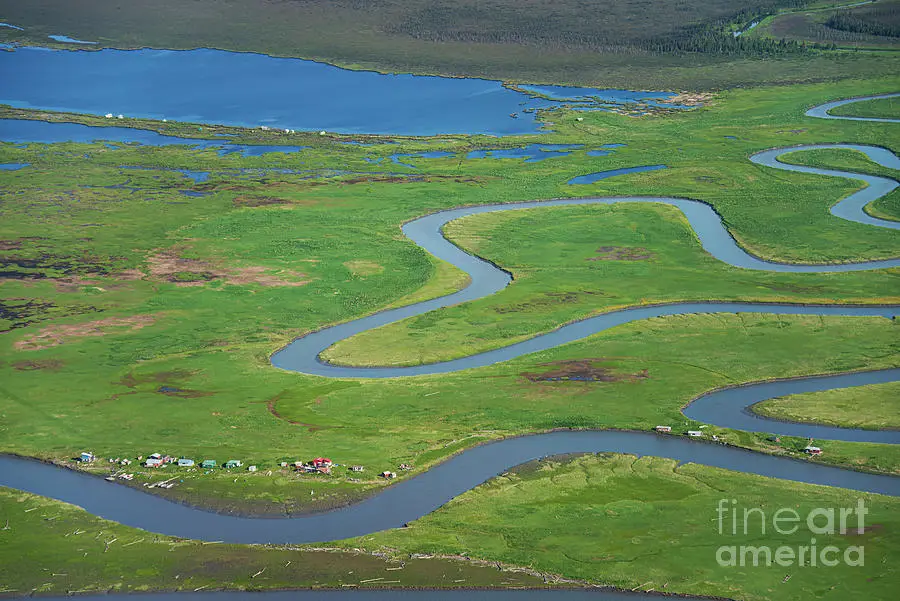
1, 75, 899, 598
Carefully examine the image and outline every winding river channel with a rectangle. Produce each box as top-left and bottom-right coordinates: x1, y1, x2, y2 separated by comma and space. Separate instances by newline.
1, 94, 899, 597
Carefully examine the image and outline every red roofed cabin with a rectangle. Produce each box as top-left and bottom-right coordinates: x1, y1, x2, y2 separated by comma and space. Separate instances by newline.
312, 457, 332, 474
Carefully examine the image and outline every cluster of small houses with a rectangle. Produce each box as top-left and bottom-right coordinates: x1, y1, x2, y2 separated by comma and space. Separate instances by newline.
653, 425, 722, 442
652, 426, 823, 455
78, 451, 413, 479
258, 125, 297, 134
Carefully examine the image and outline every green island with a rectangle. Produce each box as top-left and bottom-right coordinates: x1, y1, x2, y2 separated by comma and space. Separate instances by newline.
777, 147, 900, 220
830, 96, 900, 119
752, 381, 900, 430
1, 0, 900, 599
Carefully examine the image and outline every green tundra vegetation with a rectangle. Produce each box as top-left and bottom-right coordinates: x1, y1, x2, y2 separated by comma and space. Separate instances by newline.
1, 73, 899, 598
0, 0, 898, 88
346, 454, 900, 601
830, 95, 900, 119
777, 147, 900, 220
0, 488, 550, 594
752, 381, 900, 429
1, 77, 899, 512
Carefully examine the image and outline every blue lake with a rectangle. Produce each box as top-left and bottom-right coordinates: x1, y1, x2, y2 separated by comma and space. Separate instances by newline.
466, 143, 584, 162
0, 162, 29, 170
0, 46, 679, 136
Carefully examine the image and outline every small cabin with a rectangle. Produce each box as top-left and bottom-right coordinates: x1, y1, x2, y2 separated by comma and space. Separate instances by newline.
247, 465, 258, 472
149, 453, 162, 460
177, 458, 194, 467
312, 457, 332, 468
201, 460, 217, 469
350, 465, 365, 472
687, 430, 703, 438
80, 451, 95, 463
804, 446, 823, 456
654, 426, 672, 433
145, 457, 163, 467
381, 471, 396, 479
224, 460, 243, 469
399, 464, 413, 471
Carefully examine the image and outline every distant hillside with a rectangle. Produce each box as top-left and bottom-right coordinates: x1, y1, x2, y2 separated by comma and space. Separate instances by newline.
1, 0, 897, 88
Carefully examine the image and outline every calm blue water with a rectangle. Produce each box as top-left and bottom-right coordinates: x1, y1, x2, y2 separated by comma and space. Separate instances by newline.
466, 143, 583, 162
48, 34, 97, 44
586, 149, 611, 156
0, 22, 23, 30
0, 46, 680, 136
0, 162, 29, 170
177, 169, 210, 183
567, 164, 667, 184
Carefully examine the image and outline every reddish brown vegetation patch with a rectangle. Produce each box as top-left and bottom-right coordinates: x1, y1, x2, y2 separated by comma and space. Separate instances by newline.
260, 393, 337, 432
0, 240, 23, 251
118, 369, 198, 389
841, 523, 884, 537
522, 359, 649, 383
587, 246, 654, 261
14, 315, 156, 351
668, 92, 714, 107
147, 249, 308, 287
11, 359, 64, 371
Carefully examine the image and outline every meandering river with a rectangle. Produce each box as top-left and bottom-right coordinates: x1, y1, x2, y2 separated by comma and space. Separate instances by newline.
1, 94, 898, 599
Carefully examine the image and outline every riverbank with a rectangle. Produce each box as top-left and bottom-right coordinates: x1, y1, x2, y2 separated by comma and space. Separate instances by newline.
0, 487, 560, 596
2, 452, 897, 600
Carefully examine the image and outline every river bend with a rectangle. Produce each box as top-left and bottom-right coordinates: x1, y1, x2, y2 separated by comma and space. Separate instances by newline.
2, 94, 899, 551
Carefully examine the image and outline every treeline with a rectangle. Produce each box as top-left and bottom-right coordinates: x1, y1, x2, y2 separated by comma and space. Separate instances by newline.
644, 31, 820, 55
825, 8, 900, 39
387, 0, 824, 57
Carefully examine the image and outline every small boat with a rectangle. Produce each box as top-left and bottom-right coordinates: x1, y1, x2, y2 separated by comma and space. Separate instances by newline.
509, 113, 518, 118
105, 476, 116, 482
